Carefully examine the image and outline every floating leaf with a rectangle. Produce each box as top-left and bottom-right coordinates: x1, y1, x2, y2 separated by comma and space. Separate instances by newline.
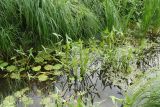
16, 58, 27, 65
43, 54, 52, 61
53, 71, 62, 76
52, 64, 62, 70
10, 73, 20, 79
44, 65, 54, 71
21, 95, 33, 106
34, 57, 44, 63
0, 62, 8, 68
19, 68, 25, 72
38, 52, 52, 61
32, 66, 41, 72
40, 97, 51, 105
6, 65, 17, 72
1, 96, 15, 107
38, 74, 48, 81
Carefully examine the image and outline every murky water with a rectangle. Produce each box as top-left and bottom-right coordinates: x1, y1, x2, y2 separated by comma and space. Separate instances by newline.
1, 45, 159, 107
0, 71, 123, 107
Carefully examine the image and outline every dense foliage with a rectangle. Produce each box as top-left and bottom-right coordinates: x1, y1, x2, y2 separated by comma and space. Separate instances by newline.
0, 0, 160, 58
0, 0, 160, 107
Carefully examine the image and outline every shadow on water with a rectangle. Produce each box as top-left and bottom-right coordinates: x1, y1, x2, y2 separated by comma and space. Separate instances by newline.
1, 45, 160, 107
0, 70, 123, 107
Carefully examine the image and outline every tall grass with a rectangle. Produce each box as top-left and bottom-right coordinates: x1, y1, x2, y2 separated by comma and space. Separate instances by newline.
0, 0, 101, 57
141, 0, 160, 34
16, 0, 100, 41
0, 0, 160, 58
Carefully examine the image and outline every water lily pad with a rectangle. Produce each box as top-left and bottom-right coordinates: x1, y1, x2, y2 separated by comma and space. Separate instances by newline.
1, 96, 15, 107
6, 65, 17, 72
16, 58, 27, 66
34, 57, 44, 63
43, 54, 52, 61
38, 74, 48, 81
44, 65, 54, 71
32, 66, 41, 72
19, 68, 25, 72
53, 71, 62, 76
38, 52, 52, 61
21, 95, 33, 105
52, 64, 62, 70
10, 73, 20, 80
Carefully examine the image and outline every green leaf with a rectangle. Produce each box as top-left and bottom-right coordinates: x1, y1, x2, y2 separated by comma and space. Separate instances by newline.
1, 96, 15, 107
16, 58, 27, 66
38, 74, 48, 81
6, 65, 17, 72
44, 65, 54, 71
0, 60, 4, 64
34, 57, 44, 63
52, 64, 62, 70
21, 95, 33, 105
43, 54, 52, 61
10, 73, 20, 80
53, 71, 62, 76
38, 52, 52, 61
32, 66, 41, 72
19, 68, 25, 72
0, 62, 8, 68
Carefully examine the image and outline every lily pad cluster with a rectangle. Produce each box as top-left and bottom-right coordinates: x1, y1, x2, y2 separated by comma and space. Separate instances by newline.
0, 49, 63, 81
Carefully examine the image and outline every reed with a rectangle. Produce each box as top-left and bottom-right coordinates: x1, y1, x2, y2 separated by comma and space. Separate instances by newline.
0, 0, 160, 58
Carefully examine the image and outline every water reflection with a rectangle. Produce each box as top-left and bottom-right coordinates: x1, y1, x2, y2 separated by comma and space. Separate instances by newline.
0, 70, 123, 107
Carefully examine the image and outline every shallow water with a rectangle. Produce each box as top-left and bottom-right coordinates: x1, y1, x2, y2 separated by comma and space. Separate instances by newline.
2, 45, 160, 107
0, 71, 123, 107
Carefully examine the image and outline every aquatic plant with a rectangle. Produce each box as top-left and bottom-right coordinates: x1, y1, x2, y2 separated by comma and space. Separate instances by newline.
124, 67, 160, 107
1, 0, 159, 57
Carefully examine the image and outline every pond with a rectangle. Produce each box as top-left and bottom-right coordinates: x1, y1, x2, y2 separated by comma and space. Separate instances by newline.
1, 45, 160, 107
0, 71, 123, 107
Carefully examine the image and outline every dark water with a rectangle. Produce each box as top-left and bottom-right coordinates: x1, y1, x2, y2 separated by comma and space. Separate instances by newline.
1, 45, 160, 107
0, 71, 123, 107
4, 46, 160, 107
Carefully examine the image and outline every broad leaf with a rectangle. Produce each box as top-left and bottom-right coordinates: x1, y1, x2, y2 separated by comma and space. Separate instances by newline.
10, 73, 20, 79
0, 62, 8, 68
52, 64, 62, 70
44, 65, 54, 71
6, 65, 17, 72
35, 57, 44, 63
38, 74, 48, 81
32, 66, 41, 72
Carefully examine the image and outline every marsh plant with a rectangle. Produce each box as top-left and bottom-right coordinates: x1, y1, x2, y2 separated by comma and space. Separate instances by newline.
124, 67, 160, 107
0, 87, 101, 107
1, 0, 160, 57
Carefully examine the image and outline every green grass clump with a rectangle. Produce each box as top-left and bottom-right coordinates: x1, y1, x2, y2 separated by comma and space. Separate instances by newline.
141, 0, 160, 34
124, 69, 160, 107
0, 0, 160, 58
0, 0, 102, 57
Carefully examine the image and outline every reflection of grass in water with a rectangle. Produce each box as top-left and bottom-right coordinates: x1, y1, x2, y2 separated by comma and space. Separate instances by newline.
0, 79, 27, 99
124, 67, 160, 107
0, 86, 101, 107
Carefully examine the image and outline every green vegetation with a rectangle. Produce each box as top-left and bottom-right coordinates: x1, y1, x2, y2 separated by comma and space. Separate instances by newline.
124, 67, 160, 107
0, 0, 160, 107
0, 0, 160, 57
